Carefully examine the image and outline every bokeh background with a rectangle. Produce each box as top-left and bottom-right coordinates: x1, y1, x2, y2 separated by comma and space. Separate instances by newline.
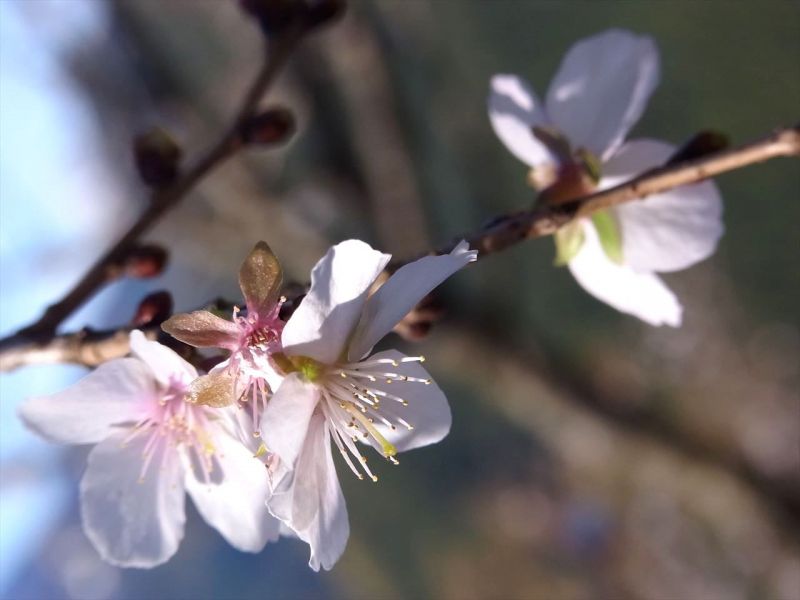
1, 1, 799, 599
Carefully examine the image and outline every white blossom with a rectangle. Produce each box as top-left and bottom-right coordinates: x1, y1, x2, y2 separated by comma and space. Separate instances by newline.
488, 29, 724, 326
261, 239, 476, 570
19, 331, 279, 568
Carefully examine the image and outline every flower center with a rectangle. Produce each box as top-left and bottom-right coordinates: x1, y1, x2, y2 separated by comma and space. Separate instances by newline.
123, 382, 217, 483
318, 356, 429, 482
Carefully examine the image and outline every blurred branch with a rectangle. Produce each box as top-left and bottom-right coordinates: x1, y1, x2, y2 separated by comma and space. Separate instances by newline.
428, 124, 800, 259
0, 28, 301, 349
0, 326, 158, 372
450, 320, 800, 531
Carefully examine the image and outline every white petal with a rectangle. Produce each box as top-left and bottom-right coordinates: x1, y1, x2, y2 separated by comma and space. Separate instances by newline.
568, 220, 682, 327
545, 29, 659, 159
19, 358, 152, 445
259, 373, 320, 486
185, 426, 280, 552
360, 350, 452, 453
282, 240, 391, 364
80, 430, 186, 568
129, 330, 197, 388
267, 413, 349, 571
348, 241, 477, 361
600, 139, 724, 272
488, 74, 555, 167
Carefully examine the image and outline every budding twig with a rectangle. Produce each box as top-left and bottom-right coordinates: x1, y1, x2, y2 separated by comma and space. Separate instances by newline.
9, 31, 301, 341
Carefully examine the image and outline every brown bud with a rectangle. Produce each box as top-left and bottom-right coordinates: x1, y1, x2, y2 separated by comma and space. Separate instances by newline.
133, 128, 182, 188
132, 291, 173, 326
392, 293, 445, 341
537, 163, 597, 207
239, 0, 305, 34
240, 108, 296, 146
667, 130, 730, 165
123, 245, 168, 279
239, 0, 345, 35
303, 0, 346, 30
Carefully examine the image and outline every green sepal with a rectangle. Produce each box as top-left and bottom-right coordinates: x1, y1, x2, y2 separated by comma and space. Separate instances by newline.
575, 147, 602, 183
553, 221, 585, 266
591, 210, 624, 264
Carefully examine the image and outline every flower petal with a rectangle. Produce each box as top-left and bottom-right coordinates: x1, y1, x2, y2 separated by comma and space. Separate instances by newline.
488, 74, 555, 168
545, 29, 659, 159
259, 373, 320, 487
568, 220, 682, 327
161, 311, 241, 351
129, 330, 197, 388
19, 358, 152, 445
80, 430, 186, 568
239, 241, 284, 318
185, 425, 280, 553
601, 139, 724, 272
267, 413, 349, 571
282, 240, 390, 364
357, 350, 452, 453
348, 241, 477, 361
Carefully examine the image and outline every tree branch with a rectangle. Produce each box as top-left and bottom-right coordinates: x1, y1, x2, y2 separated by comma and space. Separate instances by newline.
437, 125, 800, 259
1, 124, 798, 372
10, 31, 301, 341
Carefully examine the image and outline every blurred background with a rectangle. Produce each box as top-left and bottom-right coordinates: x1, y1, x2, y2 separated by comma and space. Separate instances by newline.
1, 1, 798, 599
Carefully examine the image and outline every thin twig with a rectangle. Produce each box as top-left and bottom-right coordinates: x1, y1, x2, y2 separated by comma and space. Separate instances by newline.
0, 326, 158, 372
11, 33, 300, 341
434, 125, 800, 259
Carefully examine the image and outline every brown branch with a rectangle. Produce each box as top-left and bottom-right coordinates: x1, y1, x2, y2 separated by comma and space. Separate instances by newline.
435, 124, 800, 259
1, 124, 798, 372
0, 326, 158, 372
11, 32, 301, 341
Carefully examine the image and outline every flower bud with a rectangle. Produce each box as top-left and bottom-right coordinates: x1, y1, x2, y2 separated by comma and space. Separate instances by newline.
392, 293, 445, 341
667, 130, 729, 165
537, 163, 597, 207
133, 128, 182, 188
303, 0, 346, 30
239, 0, 345, 35
131, 291, 173, 326
240, 108, 296, 146
239, 0, 305, 34
123, 245, 168, 279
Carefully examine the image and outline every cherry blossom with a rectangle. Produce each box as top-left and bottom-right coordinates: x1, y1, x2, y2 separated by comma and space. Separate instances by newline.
18, 331, 278, 568
261, 239, 477, 570
162, 242, 285, 429
488, 29, 724, 326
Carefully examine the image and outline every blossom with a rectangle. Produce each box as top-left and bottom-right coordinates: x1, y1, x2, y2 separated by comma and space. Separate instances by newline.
161, 242, 285, 429
261, 239, 477, 570
488, 29, 723, 326
18, 331, 278, 568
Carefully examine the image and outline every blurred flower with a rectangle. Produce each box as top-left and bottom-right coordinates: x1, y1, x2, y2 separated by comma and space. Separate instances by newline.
18, 331, 278, 568
488, 29, 723, 326
162, 242, 286, 429
262, 239, 476, 570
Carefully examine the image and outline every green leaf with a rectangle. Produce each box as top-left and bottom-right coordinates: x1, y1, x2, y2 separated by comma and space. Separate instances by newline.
553, 221, 585, 266
591, 210, 624, 264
